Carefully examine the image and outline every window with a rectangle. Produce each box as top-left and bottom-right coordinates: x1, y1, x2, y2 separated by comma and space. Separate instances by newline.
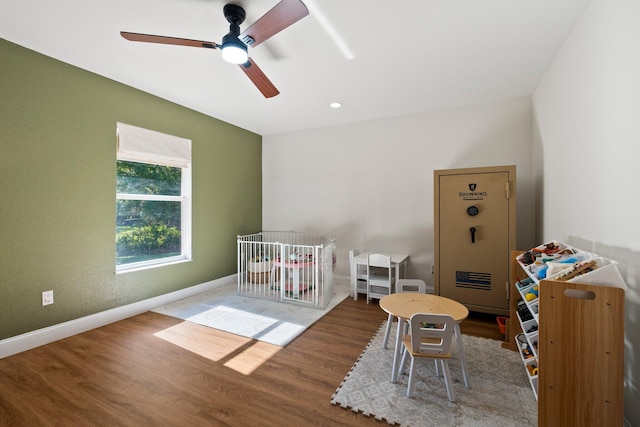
116, 123, 192, 272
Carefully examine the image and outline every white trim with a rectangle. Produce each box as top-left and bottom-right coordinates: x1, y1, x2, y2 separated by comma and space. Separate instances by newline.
116, 194, 182, 201
0, 274, 236, 359
116, 255, 192, 274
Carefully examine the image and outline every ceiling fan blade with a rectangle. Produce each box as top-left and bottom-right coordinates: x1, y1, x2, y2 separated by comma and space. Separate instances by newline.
239, 0, 309, 48
239, 58, 280, 98
121, 32, 218, 49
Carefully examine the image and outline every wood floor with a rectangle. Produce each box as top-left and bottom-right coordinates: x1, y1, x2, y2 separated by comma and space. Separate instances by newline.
0, 295, 504, 426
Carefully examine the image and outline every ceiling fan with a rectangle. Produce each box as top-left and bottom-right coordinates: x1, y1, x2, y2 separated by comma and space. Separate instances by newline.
121, 0, 309, 98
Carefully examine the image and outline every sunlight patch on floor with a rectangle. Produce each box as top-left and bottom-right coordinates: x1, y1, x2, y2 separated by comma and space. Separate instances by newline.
153, 320, 282, 374
154, 321, 250, 362
223, 341, 282, 375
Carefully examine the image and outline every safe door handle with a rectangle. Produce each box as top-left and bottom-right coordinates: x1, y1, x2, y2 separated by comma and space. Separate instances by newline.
469, 227, 476, 243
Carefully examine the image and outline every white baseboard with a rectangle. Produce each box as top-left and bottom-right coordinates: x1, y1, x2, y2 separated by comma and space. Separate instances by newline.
0, 274, 236, 359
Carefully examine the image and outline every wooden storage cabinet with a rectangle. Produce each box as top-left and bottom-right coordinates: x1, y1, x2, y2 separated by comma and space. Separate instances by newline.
507, 243, 626, 427
538, 279, 624, 426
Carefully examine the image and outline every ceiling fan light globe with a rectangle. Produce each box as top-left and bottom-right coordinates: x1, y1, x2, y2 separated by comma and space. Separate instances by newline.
221, 44, 248, 64
221, 32, 248, 64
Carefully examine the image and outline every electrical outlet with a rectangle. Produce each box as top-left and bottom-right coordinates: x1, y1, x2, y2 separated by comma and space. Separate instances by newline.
42, 290, 54, 306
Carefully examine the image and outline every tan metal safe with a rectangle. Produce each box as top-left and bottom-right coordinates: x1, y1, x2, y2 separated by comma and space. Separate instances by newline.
434, 165, 516, 315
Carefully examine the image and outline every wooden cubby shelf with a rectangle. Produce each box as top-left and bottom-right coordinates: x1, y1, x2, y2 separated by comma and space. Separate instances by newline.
506, 242, 626, 427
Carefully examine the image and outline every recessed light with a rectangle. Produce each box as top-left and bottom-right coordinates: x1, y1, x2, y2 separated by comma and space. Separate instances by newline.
330, 102, 342, 109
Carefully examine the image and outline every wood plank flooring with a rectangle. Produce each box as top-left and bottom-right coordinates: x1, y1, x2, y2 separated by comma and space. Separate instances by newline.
0, 296, 503, 426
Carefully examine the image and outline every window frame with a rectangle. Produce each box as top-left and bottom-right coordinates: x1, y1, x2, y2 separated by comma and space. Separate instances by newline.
116, 123, 192, 273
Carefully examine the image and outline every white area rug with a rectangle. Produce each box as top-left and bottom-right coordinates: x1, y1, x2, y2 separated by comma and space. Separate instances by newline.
331, 322, 537, 426
152, 279, 349, 346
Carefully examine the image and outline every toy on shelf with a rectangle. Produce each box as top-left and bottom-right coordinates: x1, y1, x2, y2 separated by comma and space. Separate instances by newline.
516, 241, 596, 283
555, 259, 597, 281
516, 276, 534, 290
524, 284, 539, 302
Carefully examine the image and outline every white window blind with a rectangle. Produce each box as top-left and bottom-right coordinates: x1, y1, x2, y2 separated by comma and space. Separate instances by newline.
117, 122, 191, 168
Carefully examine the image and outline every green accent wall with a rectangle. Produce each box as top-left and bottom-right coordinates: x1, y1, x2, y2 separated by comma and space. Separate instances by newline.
0, 39, 262, 340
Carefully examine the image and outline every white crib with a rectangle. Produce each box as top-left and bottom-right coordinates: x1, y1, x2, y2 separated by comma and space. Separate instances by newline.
237, 231, 336, 309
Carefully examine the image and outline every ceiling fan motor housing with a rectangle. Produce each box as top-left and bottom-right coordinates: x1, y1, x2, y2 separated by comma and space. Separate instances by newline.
224, 4, 246, 27
222, 4, 248, 46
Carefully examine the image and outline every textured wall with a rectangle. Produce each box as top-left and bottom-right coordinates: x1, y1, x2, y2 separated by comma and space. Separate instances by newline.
0, 39, 262, 340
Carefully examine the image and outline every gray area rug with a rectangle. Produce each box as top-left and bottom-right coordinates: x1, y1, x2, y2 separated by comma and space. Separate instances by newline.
152, 280, 349, 347
331, 321, 537, 426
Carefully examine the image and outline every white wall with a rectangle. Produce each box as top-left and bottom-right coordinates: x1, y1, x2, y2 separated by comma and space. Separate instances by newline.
533, 0, 640, 424
263, 96, 536, 287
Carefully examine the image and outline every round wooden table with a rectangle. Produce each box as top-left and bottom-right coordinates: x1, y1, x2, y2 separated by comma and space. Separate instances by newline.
379, 293, 471, 387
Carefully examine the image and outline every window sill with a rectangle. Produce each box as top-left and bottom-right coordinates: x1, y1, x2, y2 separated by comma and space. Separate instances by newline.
115, 257, 193, 274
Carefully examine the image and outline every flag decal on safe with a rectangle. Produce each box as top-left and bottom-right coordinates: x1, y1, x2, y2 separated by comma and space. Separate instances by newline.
456, 271, 492, 290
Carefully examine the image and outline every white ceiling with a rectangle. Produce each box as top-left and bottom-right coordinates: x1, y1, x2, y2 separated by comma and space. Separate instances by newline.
1, 0, 590, 136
